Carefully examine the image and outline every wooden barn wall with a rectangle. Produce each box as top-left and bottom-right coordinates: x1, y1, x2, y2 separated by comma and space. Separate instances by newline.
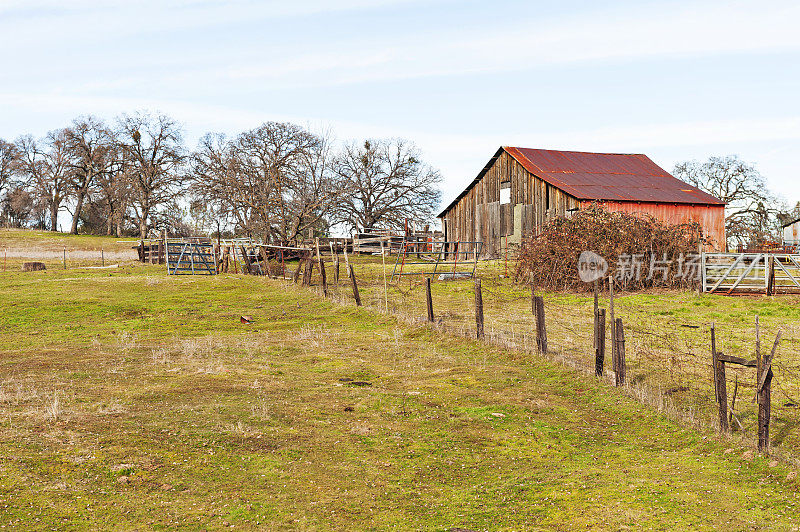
579, 201, 727, 252
441, 150, 578, 257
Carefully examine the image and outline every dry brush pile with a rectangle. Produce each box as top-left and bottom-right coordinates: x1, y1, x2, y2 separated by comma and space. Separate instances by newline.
515, 204, 707, 291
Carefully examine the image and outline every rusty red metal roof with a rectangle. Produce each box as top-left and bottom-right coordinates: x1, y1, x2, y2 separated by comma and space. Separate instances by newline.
439, 147, 725, 217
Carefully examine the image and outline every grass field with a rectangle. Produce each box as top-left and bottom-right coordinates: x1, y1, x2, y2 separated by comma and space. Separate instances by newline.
333, 257, 800, 458
0, 233, 799, 529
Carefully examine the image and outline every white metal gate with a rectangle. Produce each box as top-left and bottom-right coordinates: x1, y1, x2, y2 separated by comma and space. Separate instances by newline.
702, 253, 800, 294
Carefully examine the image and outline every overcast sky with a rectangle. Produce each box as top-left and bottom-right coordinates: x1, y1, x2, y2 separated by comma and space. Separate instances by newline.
2, 0, 799, 212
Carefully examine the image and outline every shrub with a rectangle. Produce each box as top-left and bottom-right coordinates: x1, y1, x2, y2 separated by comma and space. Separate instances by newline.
514, 204, 707, 291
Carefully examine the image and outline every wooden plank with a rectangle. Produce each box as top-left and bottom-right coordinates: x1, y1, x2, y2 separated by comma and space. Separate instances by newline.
758, 330, 781, 392
717, 354, 757, 367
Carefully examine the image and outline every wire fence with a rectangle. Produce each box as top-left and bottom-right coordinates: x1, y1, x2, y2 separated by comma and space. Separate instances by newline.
265, 254, 800, 462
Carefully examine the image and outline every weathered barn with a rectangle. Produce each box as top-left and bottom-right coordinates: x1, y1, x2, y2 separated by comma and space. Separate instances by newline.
438, 147, 726, 256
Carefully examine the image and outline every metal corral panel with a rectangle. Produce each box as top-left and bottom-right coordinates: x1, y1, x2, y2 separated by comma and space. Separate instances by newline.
578, 200, 726, 251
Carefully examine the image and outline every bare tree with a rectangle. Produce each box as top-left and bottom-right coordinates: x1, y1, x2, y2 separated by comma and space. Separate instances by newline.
64, 116, 114, 234
16, 130, 70, 231
334, 139, 441, 232
0, 138, 18, 201
117, 112, 185, 238
190, 122, 342, 243
1, 186, 37, 228
673, 156, 780, 247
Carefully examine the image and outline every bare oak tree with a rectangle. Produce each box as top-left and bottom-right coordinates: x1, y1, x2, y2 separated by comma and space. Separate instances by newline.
64, 116, 114, 234
117, 112, 185, 238
16, 130, 70, 231
673, 156, 779, 247
334, 139, 441, 232
0, 138, 18, 200
191, 122, 342, 243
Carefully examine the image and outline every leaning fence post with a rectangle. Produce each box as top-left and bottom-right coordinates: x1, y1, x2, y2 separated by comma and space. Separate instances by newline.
595, 308, 606, 376
533, 295, 548, 354
711, 323, 729, 432
425, 277, 434, 323
292, 258, 303, 284
349, 264, 361, 306
319, 257, 328, 296
758, 327, 780, 452
614, 317, 626, 386
609, 277, 616, 374
262, 247, 273, 278
303, 257, 314, 286
474, 279, 485, 340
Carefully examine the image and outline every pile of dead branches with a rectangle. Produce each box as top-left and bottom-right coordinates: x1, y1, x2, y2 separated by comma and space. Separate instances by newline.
515, 204, 707, 291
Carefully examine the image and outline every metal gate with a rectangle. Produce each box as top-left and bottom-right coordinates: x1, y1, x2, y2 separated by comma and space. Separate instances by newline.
167, 242, 217, 275
702, 253, 800, 294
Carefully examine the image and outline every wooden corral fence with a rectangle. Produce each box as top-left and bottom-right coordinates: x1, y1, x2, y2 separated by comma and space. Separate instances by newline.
702, 253, 800, 295
137, 237, 211, 265
353, 228, 443, 254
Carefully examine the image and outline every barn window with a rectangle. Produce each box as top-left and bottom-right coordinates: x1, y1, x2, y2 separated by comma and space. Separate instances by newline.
545, 185, 551, 210
500, 182, 511, 205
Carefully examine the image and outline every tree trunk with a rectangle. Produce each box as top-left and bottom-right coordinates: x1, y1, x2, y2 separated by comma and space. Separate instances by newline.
138, 204, 149, 239
49, 203, 59, 232
70, 190, 87, 234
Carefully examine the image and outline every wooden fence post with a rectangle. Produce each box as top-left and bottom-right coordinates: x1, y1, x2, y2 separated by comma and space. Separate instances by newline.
711, 323, 729, 432
609, 277, 616, 375
63, 247, 67, 269
343, 241, 351, 278
758, 328, 780, 452
302, 258, 314, 286
261, 247, 272, 278
349, 264, 361, 306
595, 308, 606, 376
593, 280, 599, 351
292, 258, 303, 284
474, 279, 485, 340
240, 246, 252, 274
319, 257, 328, 297
533, 295, 548, 354
425, 277, 434, 323
614, 317, 626, 386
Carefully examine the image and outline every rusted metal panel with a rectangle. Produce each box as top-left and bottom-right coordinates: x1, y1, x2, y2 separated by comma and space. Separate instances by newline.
580, 200, 726, 251
505, 147, 724, 206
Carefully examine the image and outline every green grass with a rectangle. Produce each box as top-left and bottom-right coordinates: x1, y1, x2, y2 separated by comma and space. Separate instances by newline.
1, 257, 799, 529
1, 228, 135, 252
332, 257, 800, 456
